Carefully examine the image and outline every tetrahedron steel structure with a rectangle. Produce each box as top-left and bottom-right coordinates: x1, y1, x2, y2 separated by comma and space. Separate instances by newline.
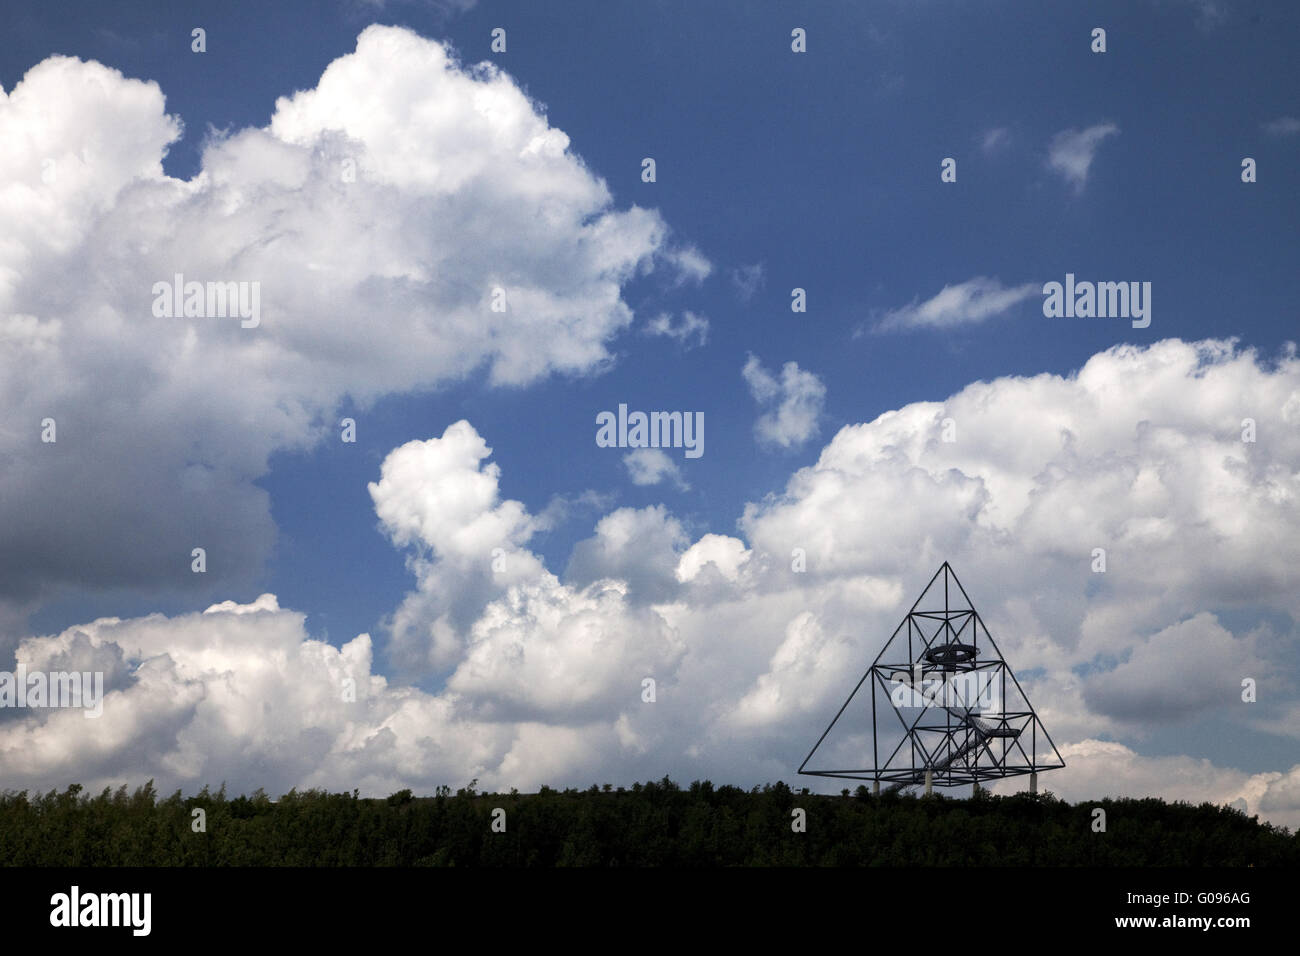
798, 562, 1064, 791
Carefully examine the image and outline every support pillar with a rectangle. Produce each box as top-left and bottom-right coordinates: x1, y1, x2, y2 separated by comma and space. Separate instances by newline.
972, 782, 980, 798
872, 780, 879, 796
924, 770, 933, 796
1029, 771, 1038, 795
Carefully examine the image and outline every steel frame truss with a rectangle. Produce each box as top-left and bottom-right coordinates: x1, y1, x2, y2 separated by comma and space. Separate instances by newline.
798, 562, 1065, 792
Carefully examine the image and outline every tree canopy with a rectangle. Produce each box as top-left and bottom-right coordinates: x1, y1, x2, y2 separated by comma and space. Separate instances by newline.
0, 779, 1292, 866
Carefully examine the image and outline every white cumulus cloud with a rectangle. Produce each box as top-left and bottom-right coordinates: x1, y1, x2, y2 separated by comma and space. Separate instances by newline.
2, 340, 1299, 829
0, 26, 698, 623
623, 447, 689, 488
742, 354, 826, 450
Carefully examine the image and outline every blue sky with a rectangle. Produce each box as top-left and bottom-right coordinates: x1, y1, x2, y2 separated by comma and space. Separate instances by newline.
1, 0, 1298, 817
15, 0, 1298, 642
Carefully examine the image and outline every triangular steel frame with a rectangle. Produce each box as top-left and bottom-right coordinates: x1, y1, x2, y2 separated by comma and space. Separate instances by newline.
798, 562, 1065, 791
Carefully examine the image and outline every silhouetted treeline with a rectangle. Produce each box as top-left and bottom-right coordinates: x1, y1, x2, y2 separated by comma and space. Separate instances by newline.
0, 778, 1293, 866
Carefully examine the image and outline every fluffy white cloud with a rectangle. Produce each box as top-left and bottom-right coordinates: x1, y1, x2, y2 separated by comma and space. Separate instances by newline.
0, 593, 517, 796
1047, 123, 1119, 191
1007, 739, 1300, 830
370, 422, 541, 560
664, 246, 712, 285
1082, 613, 1267, 724
736, 340, 1300, 775
369, 421, 550, 675
565, 505, 689, 603
446, 577, 683, 722
643, 310, 709, 348
1258, 765, 1300, 817
675, 534, 751, 585
742, 354, 826, 450
0, 26, 699, 617
623, 448, 689, 488
728, 611, 857, 729
873, 276, 1036, 332
3, 340, 1299, 830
